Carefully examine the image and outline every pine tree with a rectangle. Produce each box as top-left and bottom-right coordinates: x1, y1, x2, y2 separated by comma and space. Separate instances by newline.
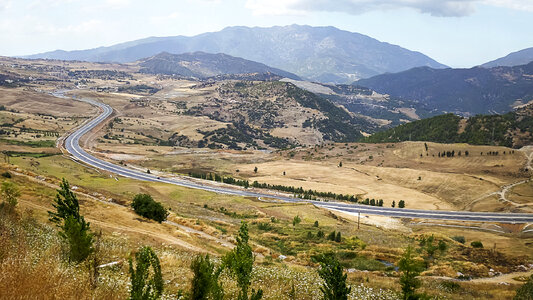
223, 222, 262, 300
190, 254, 223, 300
48, 178, 93, 263
315, 253, 351, 300
398, 246, 424, 300
129, 246, 163, 300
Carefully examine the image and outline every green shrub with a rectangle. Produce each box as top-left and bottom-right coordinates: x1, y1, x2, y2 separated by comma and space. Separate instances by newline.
514, 275, 533, 300
257, 222, 272, 231
131, 194, 168, 223
452, 236, 465, 244
470, 241, 483, 248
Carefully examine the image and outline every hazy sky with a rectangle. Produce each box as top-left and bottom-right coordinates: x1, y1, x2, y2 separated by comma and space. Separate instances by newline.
1, 0, 532, 67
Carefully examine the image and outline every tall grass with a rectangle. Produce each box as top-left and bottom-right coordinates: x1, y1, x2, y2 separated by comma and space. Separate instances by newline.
0, 206, 127, 299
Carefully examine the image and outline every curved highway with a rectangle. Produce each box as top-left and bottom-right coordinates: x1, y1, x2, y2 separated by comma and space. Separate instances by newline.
64, 96, 533, 224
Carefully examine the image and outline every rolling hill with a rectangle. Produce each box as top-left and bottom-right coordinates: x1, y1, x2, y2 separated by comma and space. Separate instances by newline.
482, 47, 533, 68
362, 104, 533, 148
138, 51, 300, 79
24, 25, 447, 83
355, 62, 533, 115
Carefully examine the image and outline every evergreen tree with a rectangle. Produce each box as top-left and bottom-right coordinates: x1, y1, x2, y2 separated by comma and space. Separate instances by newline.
223, 222, 262, 300
129, 246, 163, 300
48, 178, 93, 263
398, 246, 424, 300
315, 253, 351, 300
392, 200, 396, 208
292, 215, 302, 227
398, 200, 406, 208
190, 254, 223, 300
335, 232, 342, 243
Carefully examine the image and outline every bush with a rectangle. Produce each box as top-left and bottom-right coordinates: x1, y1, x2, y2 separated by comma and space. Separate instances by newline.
470, 241, 483, 248
1, 171, 12, 178
452, 236, 465, 244
131, 194, 168, 223
514, 275, 533, 300
1, 181, 20, 208
292, 215, 301, 226
257, 222, 272, 231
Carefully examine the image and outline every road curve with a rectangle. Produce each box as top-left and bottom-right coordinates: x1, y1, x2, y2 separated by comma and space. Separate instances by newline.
63, 95, 533, 223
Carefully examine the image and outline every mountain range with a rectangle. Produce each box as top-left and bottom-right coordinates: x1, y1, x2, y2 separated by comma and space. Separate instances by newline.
356, 62, 533, 115
482, 47, 533, 68
25, 25, 447, 83
139, 51, 300, 79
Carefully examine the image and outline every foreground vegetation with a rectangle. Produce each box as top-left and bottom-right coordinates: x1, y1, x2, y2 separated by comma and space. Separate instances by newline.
1, 171, 531, 299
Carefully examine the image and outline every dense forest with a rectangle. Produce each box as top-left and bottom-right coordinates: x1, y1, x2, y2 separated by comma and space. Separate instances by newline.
362, 105, 533, 148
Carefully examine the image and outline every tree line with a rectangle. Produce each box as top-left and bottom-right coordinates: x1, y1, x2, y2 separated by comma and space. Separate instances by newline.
189, 172, 407, 208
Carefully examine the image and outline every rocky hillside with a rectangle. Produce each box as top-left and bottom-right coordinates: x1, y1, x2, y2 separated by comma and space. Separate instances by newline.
181, 81, 377, 149
25, 25, 446, 83
356, 62, 533, 115
139, 52, 300, 80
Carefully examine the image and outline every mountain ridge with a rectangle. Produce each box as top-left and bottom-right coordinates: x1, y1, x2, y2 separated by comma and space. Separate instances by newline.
482, 47, 533, 68
24, 24, 447, 83
138, 51, 300, 79
355, 62, 533, 115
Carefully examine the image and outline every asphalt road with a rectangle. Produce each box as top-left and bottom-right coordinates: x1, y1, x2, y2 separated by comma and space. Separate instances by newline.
63, 95, 533, 224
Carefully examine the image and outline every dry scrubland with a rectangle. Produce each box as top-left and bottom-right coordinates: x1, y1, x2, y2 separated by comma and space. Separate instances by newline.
1, 57, 532, 299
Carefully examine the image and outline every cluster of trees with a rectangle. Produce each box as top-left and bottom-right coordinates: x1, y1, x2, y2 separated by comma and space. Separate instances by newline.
131, 194, 169, 223
437, 150, 469, 158
360, 198, 384, 207
362, 110, 533, 148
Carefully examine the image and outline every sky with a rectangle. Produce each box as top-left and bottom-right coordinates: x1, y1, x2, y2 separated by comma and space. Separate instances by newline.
0, 0, 532, 67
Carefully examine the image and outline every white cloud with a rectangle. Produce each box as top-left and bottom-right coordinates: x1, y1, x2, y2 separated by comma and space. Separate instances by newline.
245, 0, 533, 17
485, 0, 533, 11
0, 0, 11, 11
